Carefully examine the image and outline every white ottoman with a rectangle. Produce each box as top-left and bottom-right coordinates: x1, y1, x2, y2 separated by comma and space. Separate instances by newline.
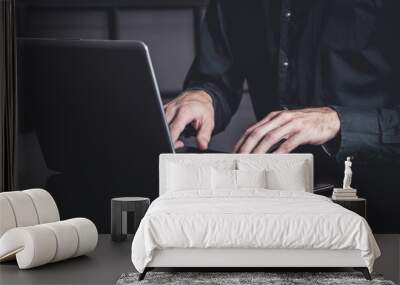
0, 189, 98, 269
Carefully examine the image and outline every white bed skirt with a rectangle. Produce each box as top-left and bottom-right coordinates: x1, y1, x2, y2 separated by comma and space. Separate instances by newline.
148, 248, 366, 268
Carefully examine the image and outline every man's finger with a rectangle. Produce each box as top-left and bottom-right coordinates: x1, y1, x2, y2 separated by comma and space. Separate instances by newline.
246, 111, 282, 133
233, 111, 282, 152
236, 127, 266, 153
196, 121, 214, 150
236, 112, 293, 153
273, 133, 303, 154
164, 104, 177, 124
175, 140, 185, 149
233, 133, 248, 153
252, 122, 296, 154
169, 112, 193, 144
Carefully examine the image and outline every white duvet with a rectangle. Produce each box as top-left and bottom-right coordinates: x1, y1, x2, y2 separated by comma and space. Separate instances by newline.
131, 190, 380, 273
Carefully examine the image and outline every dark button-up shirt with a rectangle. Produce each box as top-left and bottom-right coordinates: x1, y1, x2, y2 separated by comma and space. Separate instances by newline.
184, 0, 400, 165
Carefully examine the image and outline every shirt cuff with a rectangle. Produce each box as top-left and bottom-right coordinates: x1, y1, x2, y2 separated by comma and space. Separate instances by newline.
330, 105, 380, 162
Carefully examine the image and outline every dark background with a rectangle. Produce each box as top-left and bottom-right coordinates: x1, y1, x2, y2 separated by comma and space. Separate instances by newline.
15, 0, 399, 234
16, 0, 257, 233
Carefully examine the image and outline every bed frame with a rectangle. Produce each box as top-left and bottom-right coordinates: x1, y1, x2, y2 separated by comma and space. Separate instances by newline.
139, 154, 372, 281
140, 248, 371, 280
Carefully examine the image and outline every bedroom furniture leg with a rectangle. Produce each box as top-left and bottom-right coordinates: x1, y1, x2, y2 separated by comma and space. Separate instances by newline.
138, 268, 148, 281
354, 267, 371, 280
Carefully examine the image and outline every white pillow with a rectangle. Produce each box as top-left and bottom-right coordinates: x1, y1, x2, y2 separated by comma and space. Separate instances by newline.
212, 169, 237, 190
266, 167, 307, 191
166, 162, 212, 191
211, 169, 268, 190
236, 169, 268, 189
237, 159, 308, 191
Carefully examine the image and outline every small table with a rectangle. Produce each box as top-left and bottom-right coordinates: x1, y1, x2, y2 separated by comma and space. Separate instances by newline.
111, 197, 150, 242
331, 197, 366, 219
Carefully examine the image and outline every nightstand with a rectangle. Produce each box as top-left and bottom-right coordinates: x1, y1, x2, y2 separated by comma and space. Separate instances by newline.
331, 197, 366, 219
111, 197, 150, 242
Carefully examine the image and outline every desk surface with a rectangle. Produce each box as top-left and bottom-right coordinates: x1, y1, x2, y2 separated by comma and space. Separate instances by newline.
0, 234, 133, 285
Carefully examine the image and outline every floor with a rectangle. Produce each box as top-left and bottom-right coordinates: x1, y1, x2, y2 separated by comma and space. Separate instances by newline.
374, 235, 400, 283
0, 235, 133, 285
1, 234, 399, 285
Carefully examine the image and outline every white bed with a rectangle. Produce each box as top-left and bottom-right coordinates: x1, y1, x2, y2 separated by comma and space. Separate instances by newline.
131, 154, 380, 280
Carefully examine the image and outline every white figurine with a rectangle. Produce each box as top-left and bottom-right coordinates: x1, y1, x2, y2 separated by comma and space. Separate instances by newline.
342, 157, 353, 189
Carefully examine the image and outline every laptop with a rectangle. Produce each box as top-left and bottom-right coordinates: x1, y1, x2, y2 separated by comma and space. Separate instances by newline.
17, 38, 225, 230
18, 38, 220, 171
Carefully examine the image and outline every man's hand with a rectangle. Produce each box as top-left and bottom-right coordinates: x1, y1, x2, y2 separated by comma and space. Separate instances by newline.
234, 107, 340, 154
164, 90, 215, 150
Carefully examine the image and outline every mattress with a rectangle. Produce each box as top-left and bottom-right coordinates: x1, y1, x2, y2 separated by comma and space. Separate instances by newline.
131, 189, 380, 273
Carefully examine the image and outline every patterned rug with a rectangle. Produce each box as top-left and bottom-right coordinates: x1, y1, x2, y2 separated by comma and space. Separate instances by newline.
117, 271, 396, 285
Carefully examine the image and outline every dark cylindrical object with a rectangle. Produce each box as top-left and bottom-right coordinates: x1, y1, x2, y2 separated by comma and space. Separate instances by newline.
111, 197, 150, 242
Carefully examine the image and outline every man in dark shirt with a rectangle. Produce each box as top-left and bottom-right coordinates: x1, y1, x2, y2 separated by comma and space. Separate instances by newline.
164, 1, 400, 232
